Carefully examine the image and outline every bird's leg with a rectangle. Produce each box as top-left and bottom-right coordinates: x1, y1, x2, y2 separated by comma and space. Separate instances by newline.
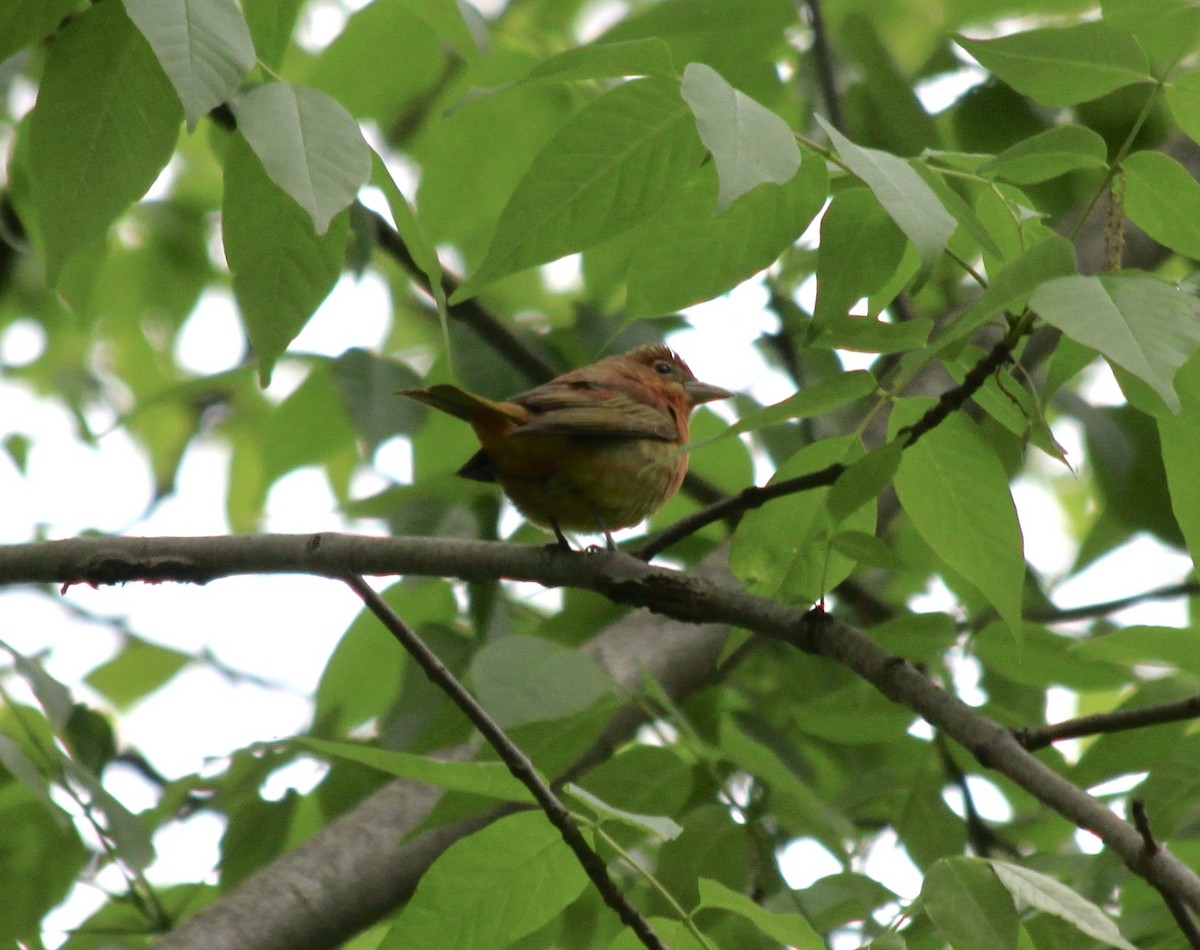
590, 508, 617, 552
550, 518, 573, 551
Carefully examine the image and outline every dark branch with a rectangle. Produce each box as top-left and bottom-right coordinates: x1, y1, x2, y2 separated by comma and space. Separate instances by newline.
1026, 581, 1200, 624
1016, 695, 1200, 752
1133, 800, 1200, 949
636, 324, 1022, 559
342, 576, 666, 950
803, 0, 843, 132
5, 533, 1200, 918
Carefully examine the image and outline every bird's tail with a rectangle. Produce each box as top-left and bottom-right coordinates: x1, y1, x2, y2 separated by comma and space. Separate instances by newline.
398, 384, 526, 425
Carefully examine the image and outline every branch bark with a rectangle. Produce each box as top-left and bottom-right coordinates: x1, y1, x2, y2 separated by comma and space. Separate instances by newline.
6, 533, 1200, 940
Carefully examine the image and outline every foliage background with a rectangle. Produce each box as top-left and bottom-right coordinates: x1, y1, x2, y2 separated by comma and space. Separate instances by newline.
3, 0, 1200, 947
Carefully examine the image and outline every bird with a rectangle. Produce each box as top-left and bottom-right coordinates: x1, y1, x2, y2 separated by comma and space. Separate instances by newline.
399, 344, 733, 549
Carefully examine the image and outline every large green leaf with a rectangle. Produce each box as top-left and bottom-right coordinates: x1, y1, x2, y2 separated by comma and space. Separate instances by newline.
932, 234, 1077, 354
122, 0, 256, 129
680, 62, 801, 212
380, 812, 588, 949
922, 857, 1018, 950
979, 124, 1108, 184
1030, 273, 1200, 413
470, 636, 612, 728
891, 400, 1025, 637
524, 37, 678, 84
299, 739, 532, 802
85, 638, 191, 709
624, 144, 826, 316
697, 878, 823, 949
813, 187, 908, 328
1122, 150, 1200, 260
222, 134, 349, 385
27, 0, 182, 279
0, 0, 77, 63
956, 23, 1149, 107
731, 436, 875, 601
816, 117, 955, 283
233, 82, 370, 235
990, 861, 1137, 950
453, 77, 705, 300
1157, 354, 1200, 563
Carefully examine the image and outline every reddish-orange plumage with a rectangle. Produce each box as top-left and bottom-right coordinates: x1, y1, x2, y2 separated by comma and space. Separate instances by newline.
401, 344, 732, 547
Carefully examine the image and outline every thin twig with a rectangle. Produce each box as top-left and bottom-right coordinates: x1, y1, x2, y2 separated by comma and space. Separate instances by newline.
1016, 695, 1200, 752
803, 0, 842, 132
1132, 800, 1200, 949
1026, 581, 1199, 624
342, 575, 667, 950
635, 323, 1023, 560
936, 735, 1019, 859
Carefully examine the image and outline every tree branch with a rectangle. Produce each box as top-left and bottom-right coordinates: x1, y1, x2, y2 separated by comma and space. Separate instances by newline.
636, 326, 1020, 559
155, 550, 734, 949
6, 532, 1200, 925
342, 575, 666, 950
1016, 694, 1200, 752
1025, 581, 1200, 625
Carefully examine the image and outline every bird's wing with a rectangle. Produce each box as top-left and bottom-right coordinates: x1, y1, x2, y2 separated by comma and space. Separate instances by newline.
515, 386, 679, 440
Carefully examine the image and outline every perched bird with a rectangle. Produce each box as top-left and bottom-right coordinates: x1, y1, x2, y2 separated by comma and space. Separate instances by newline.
400, 344, 733, 548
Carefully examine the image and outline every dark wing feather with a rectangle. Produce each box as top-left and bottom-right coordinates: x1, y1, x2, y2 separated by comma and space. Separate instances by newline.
514, 388, 678, 440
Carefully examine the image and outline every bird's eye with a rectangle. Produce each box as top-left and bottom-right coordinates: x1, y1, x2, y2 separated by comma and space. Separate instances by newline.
653, 361, 673, 375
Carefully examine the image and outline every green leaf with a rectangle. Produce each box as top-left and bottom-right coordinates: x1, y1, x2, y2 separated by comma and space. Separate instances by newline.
565, 783, 683, 841
243, 0, 305, 70
731, 436, 874, 600
1157, 354, 1200, 563
979, 124, 1108, 184
122, 0, 256, 129
1166, 70, 1200, 146
380, 812, 588, 949
1, 643, 73, 729
85, 638, 191, 709
828, 441, 902, 522
1030, 273, 1200, 413
470, 636, 612, 728
370, 150, 447, 326
956, 23, 1149, 107
222, 133, 349, 385
680, 62, 801, 212
1104, 0, 1200, 72
524, 37, 678, 84
813, 188, 908, 328
453, 77, 704, 300
259, 361, 356, 483
313, 589, 408, 737
63, 758, 155, 870
923, 857, 1018, 950
27, 0, 182, 279
0, 0, 77, 64
298, 739, 533, 802
1073, 624, 1200, 679
932, 234, 1077, 354
891, 400, 1024, 637
1122, 150, 1200, 260
233, 81, 371, 235
0, 735, 64, 825
693, 370, 876, 449
624, 146, 826, 316
816, 116, 955, 283
697, 878, 824, 949
990, 861, 1137, 950
328, 348, 425, 453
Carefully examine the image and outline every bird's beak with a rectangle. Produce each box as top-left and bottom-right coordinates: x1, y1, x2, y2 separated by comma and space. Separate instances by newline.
684, 379, 734, 406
